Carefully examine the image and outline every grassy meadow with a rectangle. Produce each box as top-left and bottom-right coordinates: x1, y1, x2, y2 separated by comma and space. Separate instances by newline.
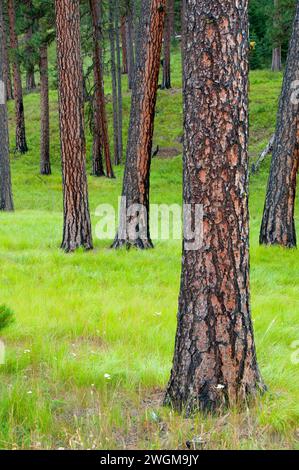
0, 49, 298, 450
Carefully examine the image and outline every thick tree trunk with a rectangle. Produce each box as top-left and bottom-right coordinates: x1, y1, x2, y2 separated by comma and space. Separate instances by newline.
89, 0, 115, 178
260, 2, 299, 248
165, 0, 265, 413
0, 0, 13, 211
121, 16, 128, 75
2, 19, 13, 101
55, 0, 93, 252
126, 2, 135, 90
162, 0, 171, 89
109, 0, 120, 166
39, 44, 51, 175
112, 0, 166, 249
115, 1, 123, 164
169, 0, 175, 38
7, 0, 28, 154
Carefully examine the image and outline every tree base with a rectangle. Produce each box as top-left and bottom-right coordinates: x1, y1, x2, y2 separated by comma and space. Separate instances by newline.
61, 240, 93, 253
40, 163, 51, 175
111, 236, 154, 250
164, 380, 266, 416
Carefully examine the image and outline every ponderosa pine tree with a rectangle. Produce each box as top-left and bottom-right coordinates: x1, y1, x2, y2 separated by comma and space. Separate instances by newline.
115, 0, 123, 163
162, 0, 171, 89
260, 0, 299, 247
2, 14, 13, 101
39, 42, 51, 175
7, 0, 28, 153
165, 0, 265, 413
272, 0, 282, 71
121, 15, 128, 74
0, 0, 13, 211
126, 0, 135, 89
55, 0, 93, 252
89, 0, 114, 178
109, 0, 120, 166
112, 0, 166, 249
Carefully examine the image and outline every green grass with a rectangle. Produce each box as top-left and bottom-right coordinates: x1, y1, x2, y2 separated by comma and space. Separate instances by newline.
0, 50, 299, 450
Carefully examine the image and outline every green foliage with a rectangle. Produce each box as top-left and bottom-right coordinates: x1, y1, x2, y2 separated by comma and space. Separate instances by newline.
0, 305, 14, 331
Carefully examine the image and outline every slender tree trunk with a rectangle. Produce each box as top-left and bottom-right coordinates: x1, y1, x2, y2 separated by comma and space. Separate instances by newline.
272, 0, 282, 71
112, 0, 166, 249
55, 0, 93, 252
121, 16, 128, 74
162, 0, 171, 89
169, 0, 175, 38
165, 0, 265, 413
2, 19, 13, 101
126, 1, 135, 90
89, 0, 115, 178
25, 27, 36, 92
0, 0, 13, 211
260, 1, 299, 248
109, 0, 120, 166
39, 43, 51, 175
7, 0, 28, 154
115, 1, 123, 163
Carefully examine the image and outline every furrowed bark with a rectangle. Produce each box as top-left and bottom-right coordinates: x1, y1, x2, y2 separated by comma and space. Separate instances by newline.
162, 0, 171, 89
260, 1, 299, 248
121, 16, 128, 75
116, 0, 123, 163
126, 1, 135, 90
55, 0, 93, 252
7, 0, 28, 154
165, 0, 265, 413
89, 0, 115, 178
2, 17, 13, 101
112, 0, 166, 249
0, 0, 14, 211
109, 0, 120, 166
39, 43, 51, 175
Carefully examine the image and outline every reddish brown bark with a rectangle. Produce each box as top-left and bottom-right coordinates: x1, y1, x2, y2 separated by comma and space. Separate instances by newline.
112, 0, 166, 249
55, 0, 93, 252
162, 0, 171, 89
2, 18, 13, 101
165, 0, 265, 413
121, 16, 128, 75
89, 0, 115, 178
7, 0, 28, 153
39, 44, 51, 175
0, 0, 14, 211
260, 1, 299, 248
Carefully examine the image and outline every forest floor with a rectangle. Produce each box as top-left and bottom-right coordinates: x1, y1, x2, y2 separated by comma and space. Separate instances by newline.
0, 51, 298, 450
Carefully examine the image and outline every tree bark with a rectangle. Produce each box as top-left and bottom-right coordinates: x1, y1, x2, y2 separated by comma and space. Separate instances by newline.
89, 0, 115, 178
162, 0, 171, 89
109, 0, 120, 166
116, 1, 123, 164
121, 16, 128, 75
0, 0, 14, 211
271, 0, 282, 72
7, 0, 28, 154
260, 1, 299, 248
126, 1, 135, 90
112, 0, 166, 249
39, 43, 51, 175
165, 0, 265, 413
24, 25, 36, 92
2, 17, 13, 101
55, 0, 93, 252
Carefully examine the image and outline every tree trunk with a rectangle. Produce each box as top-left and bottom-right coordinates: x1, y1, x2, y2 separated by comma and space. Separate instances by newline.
89, 0, 115, 178
165, 0, 265, 413
121, 16, 128, 75
112, 0, 166, 249
2, 18, 13, 101
7, 0, 28, 154
39, 43, 51, 175
55, 0, 93, 252
169, 0, 175, 38
109, 0, 120, 166
115, 1, 123, 163
260, 1, 299, 248
162, 0, 171, 89
271, 0, 282, 72
25, 28, 36, 92
0, 0, 14, 211
126, 2, 135, 90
